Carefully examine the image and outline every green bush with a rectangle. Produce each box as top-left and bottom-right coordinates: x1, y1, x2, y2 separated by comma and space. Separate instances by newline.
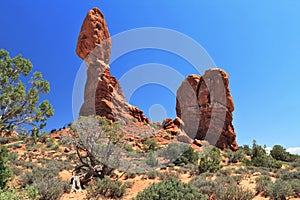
198, 146, 221, 173
225, 148, 245, 163
86, 176, 130, 199
270, 145, 290, 162
0, 186, 39, 200
0, 146, 11, 189
250, 141, 282, 169
134, 177, 208, 200
174, 146, 198, 166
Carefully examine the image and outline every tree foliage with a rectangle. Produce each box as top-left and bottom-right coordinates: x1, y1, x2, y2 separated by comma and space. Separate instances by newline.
0, 146, 11, 189
0, 49, 54, 133
250, 140, 282, 169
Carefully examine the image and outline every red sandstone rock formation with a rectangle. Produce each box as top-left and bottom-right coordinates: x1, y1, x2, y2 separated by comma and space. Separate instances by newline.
76, 8, 149, 124
176, 69, 238, 151
76, 8, 111, 64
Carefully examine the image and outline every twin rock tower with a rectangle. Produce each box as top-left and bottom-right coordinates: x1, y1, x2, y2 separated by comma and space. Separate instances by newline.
75, 8, 238, 151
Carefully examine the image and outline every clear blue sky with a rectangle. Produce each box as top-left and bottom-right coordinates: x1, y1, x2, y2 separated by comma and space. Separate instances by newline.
1, 1, 300, 151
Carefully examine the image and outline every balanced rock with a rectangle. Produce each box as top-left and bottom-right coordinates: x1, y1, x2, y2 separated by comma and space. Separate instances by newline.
76, 7, 111, 64
176, 69, 238, 150
76, 8, 149, 124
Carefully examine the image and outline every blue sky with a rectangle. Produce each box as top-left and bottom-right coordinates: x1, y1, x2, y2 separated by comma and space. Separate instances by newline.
1, 1, 300, 151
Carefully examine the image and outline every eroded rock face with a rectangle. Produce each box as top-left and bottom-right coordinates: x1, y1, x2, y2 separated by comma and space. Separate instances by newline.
176, 69, 238, 150
76, 8, 149, 124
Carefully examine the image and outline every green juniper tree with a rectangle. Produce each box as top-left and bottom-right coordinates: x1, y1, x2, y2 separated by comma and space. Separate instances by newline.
0, 49, 54, 134
0, 146, 11, 189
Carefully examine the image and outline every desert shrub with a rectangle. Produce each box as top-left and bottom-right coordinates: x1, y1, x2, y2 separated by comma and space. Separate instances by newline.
189, 177, 217, 197
198, 146, 222, 173
215, 182, 254, 200
7, 151, 18, 165
143, 139, 159, 152
266, 179, 293, 200
0, 188, 21, 200
234, 167, 248, 175
232, 175, 243, 182
239, 144, 252, 156
217, 168, 232, 176
86, 176, 129, 199
146, 170, 158, 179
124, 143, 133, 152
174, 146, 198, 166
145, 152, 158, 167
225, 148, 245, 163
0, 186, 39, 200
157, 171, 179, 181
190, 175, 254, 200
0, 146, 11, 189
125, 172, 137, 179
134, 177, 208, 200
255, 175, 272, 194
10, 167, 22, 177
0, 137, 8, 144
279, 169, 300, 180
290, 179, 300, 197
20, 165, 67, 200
50, 144, 60, 152
158, 142, 190, 164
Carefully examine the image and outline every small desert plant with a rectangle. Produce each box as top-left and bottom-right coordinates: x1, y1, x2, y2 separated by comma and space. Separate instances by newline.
86, 176, 129, 199
134, 177, 208, 200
